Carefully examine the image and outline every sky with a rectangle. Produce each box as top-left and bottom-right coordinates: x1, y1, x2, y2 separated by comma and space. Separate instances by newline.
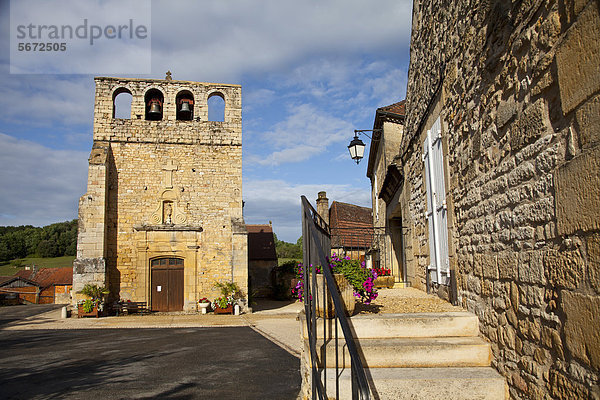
0, 0, 413, 242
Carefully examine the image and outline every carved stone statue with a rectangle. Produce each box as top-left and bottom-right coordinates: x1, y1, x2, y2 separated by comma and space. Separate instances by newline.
164, 201, 173, 224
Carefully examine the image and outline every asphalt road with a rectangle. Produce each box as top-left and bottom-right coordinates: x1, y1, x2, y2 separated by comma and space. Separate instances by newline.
0, 304, 63, 326
0, 326, 301, 399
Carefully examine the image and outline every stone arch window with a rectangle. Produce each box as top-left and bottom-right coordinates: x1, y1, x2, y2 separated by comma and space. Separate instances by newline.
176, 90, 194, 121
113, 87, 132, 119
145, 88, 164, 121
208, 92, 225, 122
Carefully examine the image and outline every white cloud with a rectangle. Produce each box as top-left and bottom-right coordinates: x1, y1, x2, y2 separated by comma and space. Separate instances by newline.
150, 0, 412, 81
0, 74, 94, 127
247, 103, 354, 165
243, 178, 371, 242
10, 0, 151, 74
0, 133, 88, 226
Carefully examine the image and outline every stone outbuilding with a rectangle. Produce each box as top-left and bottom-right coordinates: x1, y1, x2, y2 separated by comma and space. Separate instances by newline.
379, 0, 600, 398
246, 224, 278, 297
73, 75, 247, 312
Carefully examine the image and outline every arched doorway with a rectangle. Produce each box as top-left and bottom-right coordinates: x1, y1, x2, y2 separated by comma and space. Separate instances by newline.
151, 257, 184, 311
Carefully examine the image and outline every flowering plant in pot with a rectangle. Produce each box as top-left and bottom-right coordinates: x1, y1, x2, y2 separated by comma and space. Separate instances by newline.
77, 284, 109, 317
292, 254, 378, 316
198, 297, 211, 314
213, 282, 243, 314
372, 266, 394, 288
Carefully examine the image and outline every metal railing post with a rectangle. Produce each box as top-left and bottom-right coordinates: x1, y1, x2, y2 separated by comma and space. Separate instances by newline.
301, 196, 370, 400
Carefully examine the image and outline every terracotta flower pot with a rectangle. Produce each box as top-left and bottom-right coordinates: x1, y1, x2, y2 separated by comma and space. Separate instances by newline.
78, 304, 101, 318
214, 304, 233, 314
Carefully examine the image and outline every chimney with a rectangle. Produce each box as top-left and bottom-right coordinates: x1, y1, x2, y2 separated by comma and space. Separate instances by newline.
316, 191, 329, 226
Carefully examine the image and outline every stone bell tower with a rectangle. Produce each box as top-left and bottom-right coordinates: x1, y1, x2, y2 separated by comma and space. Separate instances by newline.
73, 73, 247, 312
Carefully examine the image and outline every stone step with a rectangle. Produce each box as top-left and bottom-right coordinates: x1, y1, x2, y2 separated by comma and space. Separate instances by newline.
300, 312, 480, 339
305, 336, 492, 368
323, 367, 507, 400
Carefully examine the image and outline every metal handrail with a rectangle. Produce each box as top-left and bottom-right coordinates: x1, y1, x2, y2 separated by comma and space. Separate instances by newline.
301, 195, 371, 400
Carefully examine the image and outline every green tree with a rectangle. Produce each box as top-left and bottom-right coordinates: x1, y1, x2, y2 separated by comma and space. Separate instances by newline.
274, 234, 303, 259
0, 219, 78, 261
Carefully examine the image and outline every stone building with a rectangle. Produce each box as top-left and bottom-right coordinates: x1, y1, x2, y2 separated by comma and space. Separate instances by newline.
380, 0, 599, 398
366, 101, 408, 285
246, 224, 277, 297
316, 192, 374, 264
73, 74, 247, 312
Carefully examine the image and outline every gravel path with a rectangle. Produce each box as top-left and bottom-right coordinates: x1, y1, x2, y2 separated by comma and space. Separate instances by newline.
355, 287, 461, 314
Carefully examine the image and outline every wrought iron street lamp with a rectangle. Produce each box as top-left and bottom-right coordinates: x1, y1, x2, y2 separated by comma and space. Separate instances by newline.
347, 129, 380, 164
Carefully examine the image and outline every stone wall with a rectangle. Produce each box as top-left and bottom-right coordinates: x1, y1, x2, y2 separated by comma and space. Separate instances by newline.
401, 0, 600, 398
74, 76, 247, 311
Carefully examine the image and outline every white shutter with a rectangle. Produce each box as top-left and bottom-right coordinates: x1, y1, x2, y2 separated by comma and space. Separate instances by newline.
423, 116, 449, 284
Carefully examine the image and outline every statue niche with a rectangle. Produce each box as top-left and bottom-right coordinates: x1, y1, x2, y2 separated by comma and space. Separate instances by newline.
150, 189, 186, 225
163, 201, 173, 224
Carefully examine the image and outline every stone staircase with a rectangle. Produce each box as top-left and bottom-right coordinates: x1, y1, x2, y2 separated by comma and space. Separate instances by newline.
301, 311, 507, 399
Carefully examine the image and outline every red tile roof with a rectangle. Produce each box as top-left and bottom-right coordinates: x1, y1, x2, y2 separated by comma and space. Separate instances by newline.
329, 202, 373, 248
378, 100, 406, 116
15, 267, 73, 287
246, 224, 277, 261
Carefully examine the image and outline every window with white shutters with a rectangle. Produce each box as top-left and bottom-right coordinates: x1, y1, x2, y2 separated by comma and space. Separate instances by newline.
422, 116, 449, 285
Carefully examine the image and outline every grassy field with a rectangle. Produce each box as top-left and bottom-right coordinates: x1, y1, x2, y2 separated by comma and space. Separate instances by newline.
0, 256, 75, 276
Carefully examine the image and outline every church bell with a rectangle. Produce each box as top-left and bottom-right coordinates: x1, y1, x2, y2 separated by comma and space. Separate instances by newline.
148, 99, 162, 116
180, 101, 191, 114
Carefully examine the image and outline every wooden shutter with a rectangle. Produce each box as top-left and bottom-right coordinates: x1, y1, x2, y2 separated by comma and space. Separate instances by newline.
422, 116, 449, 284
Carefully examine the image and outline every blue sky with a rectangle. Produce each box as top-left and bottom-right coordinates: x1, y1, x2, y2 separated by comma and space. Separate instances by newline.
0, 0, 412, 242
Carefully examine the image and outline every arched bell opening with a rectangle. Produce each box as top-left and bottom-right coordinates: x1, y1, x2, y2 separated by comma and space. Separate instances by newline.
208, 92, 225, 122
113, 87, 132, 119
176, 90, 194, 121
145, 88, 164, 121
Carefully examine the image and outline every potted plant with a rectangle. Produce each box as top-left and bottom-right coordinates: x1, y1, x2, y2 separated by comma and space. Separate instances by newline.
198, 297, 211, 314
212, 296, 234, 314
372, 267, 395, 289
293, 254, 378, 318
213, 281, 243, 314
77, 284, 109, 318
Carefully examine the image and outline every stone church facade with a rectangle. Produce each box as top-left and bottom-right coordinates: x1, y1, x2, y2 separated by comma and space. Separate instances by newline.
378, 0, 599, 398
73, 75, 247, 312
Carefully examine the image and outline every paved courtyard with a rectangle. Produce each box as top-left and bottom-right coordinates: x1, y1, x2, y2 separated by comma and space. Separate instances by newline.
0, 327, 301, 399
0, 304, 303, 399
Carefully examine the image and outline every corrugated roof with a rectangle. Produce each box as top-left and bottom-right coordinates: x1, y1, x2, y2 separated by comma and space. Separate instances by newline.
247, 224, 277, 261
15, 267, 73, 287
0, 275, 40, 287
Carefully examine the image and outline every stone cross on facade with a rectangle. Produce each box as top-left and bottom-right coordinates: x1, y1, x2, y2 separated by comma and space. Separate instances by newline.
162, 160, 178, 188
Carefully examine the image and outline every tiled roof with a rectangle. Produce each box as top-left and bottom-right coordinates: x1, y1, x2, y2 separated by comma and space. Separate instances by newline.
378, 100, 406, 116
329, 202, 373, 248
246, 224, 277, 261
0, 276, 13, 285
15, 267, 73, 287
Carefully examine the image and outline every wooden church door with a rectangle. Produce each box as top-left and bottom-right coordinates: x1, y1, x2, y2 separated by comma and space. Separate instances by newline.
151, 258, 184, 311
